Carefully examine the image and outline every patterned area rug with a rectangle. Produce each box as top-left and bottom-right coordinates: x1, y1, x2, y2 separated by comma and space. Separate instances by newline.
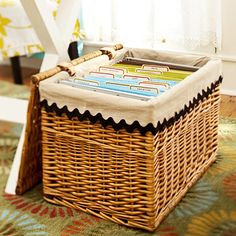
0, 82, 236, 235
0, 81, 29, 99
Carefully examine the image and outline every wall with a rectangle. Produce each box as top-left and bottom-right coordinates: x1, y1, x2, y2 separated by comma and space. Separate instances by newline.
1, 0, 235, 95
220, 0, 236, 95
83, 0, 236, 96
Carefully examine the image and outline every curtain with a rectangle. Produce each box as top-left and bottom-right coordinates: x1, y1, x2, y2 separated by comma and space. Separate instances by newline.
0, 0, 56, 59
0, 0, 81, 59
80, 0, 221, 53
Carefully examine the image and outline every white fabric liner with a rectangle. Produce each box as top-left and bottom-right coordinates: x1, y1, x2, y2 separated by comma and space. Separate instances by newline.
39, 48, 222, 127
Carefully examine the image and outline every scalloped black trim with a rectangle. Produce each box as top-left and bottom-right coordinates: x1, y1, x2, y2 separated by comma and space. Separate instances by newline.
41, 76, 223, 135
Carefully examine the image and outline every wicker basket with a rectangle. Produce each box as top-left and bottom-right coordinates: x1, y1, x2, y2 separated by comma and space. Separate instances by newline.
17, 44, 222, 231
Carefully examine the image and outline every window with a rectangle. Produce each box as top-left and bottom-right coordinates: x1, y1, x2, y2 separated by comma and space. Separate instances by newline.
80, 0, 221, 53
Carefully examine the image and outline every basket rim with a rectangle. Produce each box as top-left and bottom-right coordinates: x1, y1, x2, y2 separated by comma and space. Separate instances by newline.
41, 76, 222, 135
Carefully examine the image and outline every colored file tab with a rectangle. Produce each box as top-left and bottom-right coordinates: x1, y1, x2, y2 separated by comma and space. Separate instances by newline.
60, 79, 153, 101
99, 66, 127, 75
113, 63, 192, 81
61, 76, 161, 97
142, 64, 170, 72
90, 71, 114, 79
59, 60, 186, 100
123, 74, 150, 81
84, 74, 174, 93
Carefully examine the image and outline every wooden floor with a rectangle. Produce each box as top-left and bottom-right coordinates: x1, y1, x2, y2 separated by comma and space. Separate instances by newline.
220, 95, 236, 118
0, 65, 236, 118
0, 64, 38, 86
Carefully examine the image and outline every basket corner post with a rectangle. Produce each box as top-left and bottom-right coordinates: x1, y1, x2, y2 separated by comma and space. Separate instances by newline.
16, 74, 44, 194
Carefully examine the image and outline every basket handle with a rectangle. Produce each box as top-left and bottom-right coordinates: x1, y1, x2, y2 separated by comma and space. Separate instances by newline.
58, 44, 124, 76
32, 43, 124, 84
100, 43, 123, 60
58, 62, 76, 76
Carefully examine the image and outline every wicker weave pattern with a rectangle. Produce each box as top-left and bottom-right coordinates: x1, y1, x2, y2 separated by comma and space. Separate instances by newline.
41, 86, 220, 231
16, 44, 123, 194
16, 84, 42, 194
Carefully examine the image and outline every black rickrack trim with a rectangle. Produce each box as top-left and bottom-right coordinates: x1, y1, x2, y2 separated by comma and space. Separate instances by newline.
41, 76, 223, 136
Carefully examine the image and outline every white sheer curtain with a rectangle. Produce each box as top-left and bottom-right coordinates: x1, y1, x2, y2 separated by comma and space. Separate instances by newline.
80, 0, 221, 52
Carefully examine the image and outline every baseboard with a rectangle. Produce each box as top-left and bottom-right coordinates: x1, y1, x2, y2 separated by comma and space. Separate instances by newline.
221, 89, 236, 96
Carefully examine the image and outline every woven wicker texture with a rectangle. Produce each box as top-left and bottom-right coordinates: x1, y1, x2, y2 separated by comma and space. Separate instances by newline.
16, 44, 123, 194
16, 84, 42, 194
41, 86, 220, 231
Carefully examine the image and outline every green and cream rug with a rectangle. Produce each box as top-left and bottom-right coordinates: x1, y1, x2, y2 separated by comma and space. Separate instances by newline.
0, 82, 236, 235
